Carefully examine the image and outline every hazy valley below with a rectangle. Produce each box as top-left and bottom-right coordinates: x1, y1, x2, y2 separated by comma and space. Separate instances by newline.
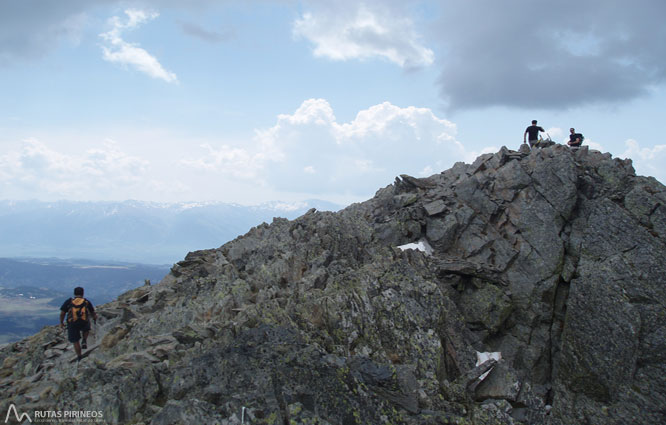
0, 258, 171, 344
0, 199, 341, 264
0, 199, 340, 344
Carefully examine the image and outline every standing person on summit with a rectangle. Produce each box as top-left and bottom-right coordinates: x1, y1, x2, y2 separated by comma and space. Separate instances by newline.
524, 120, 545, 148
59, 287, 98, 361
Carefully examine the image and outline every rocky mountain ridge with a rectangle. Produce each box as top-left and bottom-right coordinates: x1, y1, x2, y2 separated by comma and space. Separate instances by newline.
1, 144, 664, 424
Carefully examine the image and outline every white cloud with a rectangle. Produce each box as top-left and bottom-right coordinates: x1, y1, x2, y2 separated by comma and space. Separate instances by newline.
0, 101, 497, 204
99, 9, 178, 83
181, 99, 488, 198
0, 138, 150, 199
622, 139, 666, 184
545, 127, 564, 141
179, 143, 259, 179
293, 3, 434, 68
585, 140, 605, 152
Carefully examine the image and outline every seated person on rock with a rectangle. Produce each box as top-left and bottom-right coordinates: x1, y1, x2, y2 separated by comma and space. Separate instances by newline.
567, 128, 584, 149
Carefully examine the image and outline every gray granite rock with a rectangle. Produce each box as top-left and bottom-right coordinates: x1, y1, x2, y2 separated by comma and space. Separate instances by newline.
1, 144, 664, 425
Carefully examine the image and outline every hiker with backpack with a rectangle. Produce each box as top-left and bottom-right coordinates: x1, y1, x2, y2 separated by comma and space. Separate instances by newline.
567, 128, 584, 149
59, 287, 98, 361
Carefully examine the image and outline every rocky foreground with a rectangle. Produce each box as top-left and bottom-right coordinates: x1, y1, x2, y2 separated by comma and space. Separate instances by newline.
1, 145, 665, 424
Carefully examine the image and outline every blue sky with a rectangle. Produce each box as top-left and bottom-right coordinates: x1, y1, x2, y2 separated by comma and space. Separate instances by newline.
1, 0, 664, 206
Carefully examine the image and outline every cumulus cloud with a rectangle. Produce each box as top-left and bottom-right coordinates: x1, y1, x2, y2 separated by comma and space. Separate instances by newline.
544, 127, 564, 141
622, 139, 666, 184
99, 9, 178, 83
0, 138, 150, 199
180, 143, 260, 179
434, 0, 666, 110
181, 99, 488, 197
293, 2, 434, 68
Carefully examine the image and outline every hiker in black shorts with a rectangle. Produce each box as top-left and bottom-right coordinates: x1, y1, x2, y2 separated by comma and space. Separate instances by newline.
59, 287, 98, 361
524, 120, 545, 148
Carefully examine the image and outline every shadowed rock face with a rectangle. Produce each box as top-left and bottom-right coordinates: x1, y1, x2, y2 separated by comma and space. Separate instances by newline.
1, 145, 664, 425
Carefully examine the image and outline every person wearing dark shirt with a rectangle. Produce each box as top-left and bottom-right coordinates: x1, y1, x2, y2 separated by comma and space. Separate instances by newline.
524, 120, 545, 148
60, 287, 98, 361
567, 127, 584, 149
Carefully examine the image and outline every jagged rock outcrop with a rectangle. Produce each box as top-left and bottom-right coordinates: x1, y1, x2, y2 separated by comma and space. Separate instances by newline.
1, 145, 665, 424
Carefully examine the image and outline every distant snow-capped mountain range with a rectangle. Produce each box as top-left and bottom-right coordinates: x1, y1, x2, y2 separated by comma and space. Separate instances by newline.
0, 199, 342, 264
